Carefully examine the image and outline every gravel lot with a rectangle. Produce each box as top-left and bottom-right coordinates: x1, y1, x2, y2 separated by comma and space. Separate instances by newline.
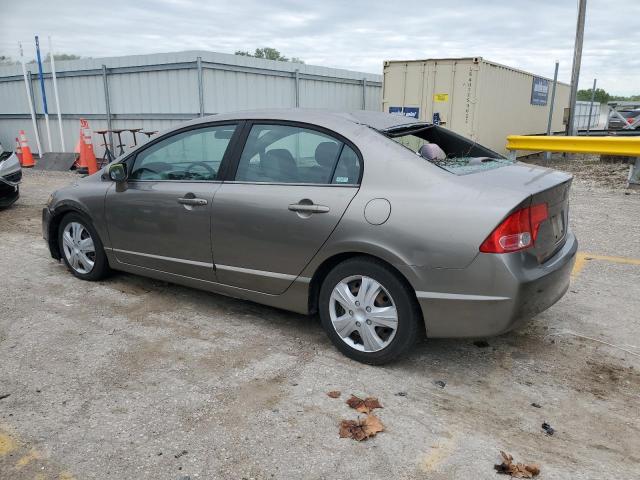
1, 164, 639, 479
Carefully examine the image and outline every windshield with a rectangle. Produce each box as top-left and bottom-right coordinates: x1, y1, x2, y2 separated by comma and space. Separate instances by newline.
384, 124, 509, 175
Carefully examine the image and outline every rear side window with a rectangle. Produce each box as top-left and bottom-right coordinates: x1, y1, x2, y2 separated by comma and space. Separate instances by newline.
235, 124, 360, 184
130, 125, 236, 181
332, 145, 361, 184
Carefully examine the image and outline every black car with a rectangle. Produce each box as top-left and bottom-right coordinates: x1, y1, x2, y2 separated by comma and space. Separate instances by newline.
0, 146, 22, 208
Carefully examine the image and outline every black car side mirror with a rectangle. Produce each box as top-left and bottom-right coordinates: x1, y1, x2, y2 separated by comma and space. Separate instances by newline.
108, 163, 127, 182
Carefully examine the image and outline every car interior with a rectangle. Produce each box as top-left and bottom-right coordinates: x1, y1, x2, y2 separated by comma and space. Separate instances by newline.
385, 124, 509, 174
235, 124, 361, 184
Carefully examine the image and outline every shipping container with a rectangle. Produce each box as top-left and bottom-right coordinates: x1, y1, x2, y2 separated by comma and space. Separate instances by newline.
382, 57, 571, 155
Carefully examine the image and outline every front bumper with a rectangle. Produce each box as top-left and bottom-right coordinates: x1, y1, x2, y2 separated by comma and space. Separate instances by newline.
0, 154, 21, 208
400, 231, 578, 338
42, 206, 60, 259
0, 184, 19, 208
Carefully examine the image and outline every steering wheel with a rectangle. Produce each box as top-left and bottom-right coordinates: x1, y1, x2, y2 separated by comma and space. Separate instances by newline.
186, 161, 216, 179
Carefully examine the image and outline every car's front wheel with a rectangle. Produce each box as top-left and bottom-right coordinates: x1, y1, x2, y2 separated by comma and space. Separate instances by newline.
319, 257, 421, 364
58, 212, 110, 281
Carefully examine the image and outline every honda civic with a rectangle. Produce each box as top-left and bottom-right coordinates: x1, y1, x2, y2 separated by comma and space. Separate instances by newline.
42, 110, 577, 364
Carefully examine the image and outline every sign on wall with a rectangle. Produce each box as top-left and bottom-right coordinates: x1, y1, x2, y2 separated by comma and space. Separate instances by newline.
433, 93, 449, 102
389, 106, 420, 119
531, 77, 549, 106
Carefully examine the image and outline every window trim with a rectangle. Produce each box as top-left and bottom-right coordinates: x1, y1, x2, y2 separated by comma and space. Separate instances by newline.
122, 121, 245, 183
223, 120, 363, 186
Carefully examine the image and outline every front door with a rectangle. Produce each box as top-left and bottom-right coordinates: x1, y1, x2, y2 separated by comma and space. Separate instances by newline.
212, 122, 362, 294
105, 123, 238, 281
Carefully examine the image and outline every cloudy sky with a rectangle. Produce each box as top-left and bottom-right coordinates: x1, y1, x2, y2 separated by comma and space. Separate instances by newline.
2, 0, 638, 95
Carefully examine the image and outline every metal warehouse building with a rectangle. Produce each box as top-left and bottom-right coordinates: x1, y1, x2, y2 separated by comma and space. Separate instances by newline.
0, 51, 382, 156
383, 57, 572, 155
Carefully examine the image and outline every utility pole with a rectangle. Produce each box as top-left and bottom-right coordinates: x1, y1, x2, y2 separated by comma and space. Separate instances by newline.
567, 0, 587, 136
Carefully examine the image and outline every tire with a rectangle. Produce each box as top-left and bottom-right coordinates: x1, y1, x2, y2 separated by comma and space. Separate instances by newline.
57, 212, 111, 281
318, 257, 421, 364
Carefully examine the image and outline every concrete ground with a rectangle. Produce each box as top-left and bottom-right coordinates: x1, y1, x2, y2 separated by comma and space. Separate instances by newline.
1, 167, 639, 480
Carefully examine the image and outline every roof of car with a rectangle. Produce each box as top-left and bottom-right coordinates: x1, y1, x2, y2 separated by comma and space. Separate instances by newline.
182, 108, 427, 132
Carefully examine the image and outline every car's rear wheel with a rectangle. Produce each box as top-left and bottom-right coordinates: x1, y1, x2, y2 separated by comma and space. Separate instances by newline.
319, 257, 421, 364
58, 212, 110, 281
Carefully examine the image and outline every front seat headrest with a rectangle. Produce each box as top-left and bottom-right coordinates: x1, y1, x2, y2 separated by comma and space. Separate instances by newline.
315, 142, 340, 167
262, 149, 297, 182
418, 143, 447, 161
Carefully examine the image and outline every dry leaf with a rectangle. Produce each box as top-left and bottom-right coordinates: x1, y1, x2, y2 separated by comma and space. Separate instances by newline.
494, 450, 540, 478
346, 394, 383, 414
338, 414, 385, 441
361, 413, 385, 436
327, 391, 341, 398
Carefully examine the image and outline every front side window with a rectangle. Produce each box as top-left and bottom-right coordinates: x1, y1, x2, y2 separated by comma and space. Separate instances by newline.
234, 124, 360, 184
130, 125, 236, 181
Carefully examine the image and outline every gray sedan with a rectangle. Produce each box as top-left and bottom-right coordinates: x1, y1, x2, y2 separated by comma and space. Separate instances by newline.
42, 110, 577, 364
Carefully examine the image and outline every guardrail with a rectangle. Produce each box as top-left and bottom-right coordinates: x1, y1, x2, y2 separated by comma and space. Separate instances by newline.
505, 135, 640, 189
506, 135, 640, 157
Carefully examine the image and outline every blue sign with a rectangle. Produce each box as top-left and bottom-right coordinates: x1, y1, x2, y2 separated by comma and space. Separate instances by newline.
388, 106, 420, 119
531, 77, 549, 106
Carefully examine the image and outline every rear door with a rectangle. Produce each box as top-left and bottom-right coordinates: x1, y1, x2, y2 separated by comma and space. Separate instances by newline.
211, 122, 362, 294
105, 123, 239, 281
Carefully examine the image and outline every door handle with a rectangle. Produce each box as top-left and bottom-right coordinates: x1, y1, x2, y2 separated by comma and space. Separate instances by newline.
288, 203, 330, 213
178, 197, 208, 206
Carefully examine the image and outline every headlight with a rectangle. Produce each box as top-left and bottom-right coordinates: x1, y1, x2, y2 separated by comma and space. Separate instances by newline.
0, 153, 21, 177
47, 193, 55, 207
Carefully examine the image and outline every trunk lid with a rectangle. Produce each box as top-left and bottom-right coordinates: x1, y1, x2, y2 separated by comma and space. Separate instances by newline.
457, 161, 572, 263
529, 179, 571, 262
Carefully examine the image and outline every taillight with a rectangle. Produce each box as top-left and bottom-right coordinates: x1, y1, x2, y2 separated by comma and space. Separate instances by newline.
628, 118, 635, 124
479, 203, 548, 253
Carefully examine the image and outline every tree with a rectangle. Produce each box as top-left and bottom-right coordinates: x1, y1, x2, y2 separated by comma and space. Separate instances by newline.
25, 53, 84, 64
576, 87, 611, 103
235, 47, 303, 64
45, 53, 82, 62
0, 55, 17, 65
577, 88, 640, 104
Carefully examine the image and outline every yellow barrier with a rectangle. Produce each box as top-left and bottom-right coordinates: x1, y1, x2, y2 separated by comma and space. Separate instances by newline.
505, 135, 640, 157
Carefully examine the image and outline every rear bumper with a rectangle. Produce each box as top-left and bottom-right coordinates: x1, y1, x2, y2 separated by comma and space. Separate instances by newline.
400, 231, 578, 338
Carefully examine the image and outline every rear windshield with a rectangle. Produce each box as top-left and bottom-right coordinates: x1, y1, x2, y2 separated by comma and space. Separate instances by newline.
622, 111, 640, 118
384, 124, 509, 175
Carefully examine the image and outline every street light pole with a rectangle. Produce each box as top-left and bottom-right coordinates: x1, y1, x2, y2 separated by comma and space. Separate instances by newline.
567, 0, 587, 136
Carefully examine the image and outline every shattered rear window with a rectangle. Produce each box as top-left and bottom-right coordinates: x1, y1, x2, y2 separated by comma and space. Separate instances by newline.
430, 157, 513, 175
383, 124, 511, 175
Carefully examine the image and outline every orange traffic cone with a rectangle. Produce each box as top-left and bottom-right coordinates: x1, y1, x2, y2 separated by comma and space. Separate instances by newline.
76, 119, 98, 175
15, 137, 23, 165
18, 130, 35, 168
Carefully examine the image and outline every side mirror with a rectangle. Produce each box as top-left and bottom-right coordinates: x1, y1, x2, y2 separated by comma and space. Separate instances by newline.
108, 163, 127, 182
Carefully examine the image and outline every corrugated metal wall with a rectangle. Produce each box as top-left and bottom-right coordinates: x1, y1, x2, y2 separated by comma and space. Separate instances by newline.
0, 50, 382, 156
